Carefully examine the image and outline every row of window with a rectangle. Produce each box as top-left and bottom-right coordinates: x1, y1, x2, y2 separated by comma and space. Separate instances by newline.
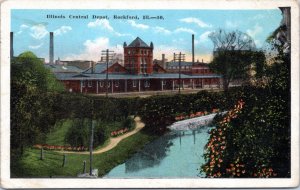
169, 66, 192, 70
81, 80, 151, 88
127, 49, 150, 55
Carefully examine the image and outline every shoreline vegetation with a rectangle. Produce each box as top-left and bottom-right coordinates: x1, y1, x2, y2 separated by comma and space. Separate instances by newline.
12, 128, 156, 178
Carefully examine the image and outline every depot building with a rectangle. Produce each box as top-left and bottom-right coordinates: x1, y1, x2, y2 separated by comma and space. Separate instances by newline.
52, 37, 222, 94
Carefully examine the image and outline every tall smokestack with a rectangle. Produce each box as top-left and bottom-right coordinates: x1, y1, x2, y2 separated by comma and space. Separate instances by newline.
173, 53, 175, 63
162, 54, 166, 69
10, 32, 14, 59
49, 32, 54, 64
192, 34, 195, 65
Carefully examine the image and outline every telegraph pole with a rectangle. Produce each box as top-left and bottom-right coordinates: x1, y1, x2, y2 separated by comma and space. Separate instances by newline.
89, 98, 94, 176
101, 49, 114, 97
174, 52, 185, 94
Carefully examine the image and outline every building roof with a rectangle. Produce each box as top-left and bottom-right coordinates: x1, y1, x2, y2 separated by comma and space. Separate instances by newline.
45, 64, 83, 73
128, 37, 150, 48
167, 61, 209, 68
83, 62, 115, 73
55, 72, 221, 81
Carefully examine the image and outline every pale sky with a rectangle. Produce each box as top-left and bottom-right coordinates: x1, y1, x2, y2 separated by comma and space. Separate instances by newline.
11, 9, 282, 63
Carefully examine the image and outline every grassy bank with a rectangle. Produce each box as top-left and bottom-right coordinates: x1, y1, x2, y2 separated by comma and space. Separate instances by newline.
11, 129, 156, 177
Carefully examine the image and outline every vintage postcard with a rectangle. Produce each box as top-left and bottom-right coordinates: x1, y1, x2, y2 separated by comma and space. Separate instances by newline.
0, 0, 299, 188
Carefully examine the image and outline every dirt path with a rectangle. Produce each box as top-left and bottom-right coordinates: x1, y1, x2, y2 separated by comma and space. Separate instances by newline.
57, 117, 145, 155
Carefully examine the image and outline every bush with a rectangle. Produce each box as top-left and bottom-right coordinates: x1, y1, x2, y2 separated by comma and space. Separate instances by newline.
122, 117, 135, 130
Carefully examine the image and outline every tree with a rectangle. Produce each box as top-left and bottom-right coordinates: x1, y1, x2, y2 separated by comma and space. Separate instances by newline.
208, 29, 265, 91
201, 26, 291, 178
11, 51, 64, 153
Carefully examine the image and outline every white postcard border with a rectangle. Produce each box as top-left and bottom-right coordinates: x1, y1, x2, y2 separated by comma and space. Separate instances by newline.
1, 0, 299, 188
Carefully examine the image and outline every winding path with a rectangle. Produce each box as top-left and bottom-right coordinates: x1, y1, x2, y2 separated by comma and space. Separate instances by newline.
57, 117, 145, 155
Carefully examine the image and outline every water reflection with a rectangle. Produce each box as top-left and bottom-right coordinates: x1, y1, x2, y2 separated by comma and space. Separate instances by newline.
105, 126, 212, 178
125, 132, 176, 173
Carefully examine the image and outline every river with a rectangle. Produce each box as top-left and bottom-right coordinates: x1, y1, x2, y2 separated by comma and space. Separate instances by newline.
104, 126, 212, 178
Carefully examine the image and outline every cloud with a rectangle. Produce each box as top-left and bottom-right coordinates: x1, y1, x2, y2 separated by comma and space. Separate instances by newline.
16, 24, 30, 35
64, 37, 123, 61
127, 20, 149, 30
250, 14, 265, 21
153, 26, 171, 35
246, 24, 263, 38
54, 26, 72, 36
88, 19, 131, 37
30, 24, 48, 39
225, 21, 239, 29
88, 19, 114, 31
20, 24, 29, 29
174, 27, 196, 34
199, 31, 212, 42
246, 24, 263, 47
179, 17, 212, 28
29, 43, 44, 49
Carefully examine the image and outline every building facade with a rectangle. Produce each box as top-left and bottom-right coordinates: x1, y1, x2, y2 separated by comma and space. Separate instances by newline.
123, 37, 154, 75
51, 37, 222, 94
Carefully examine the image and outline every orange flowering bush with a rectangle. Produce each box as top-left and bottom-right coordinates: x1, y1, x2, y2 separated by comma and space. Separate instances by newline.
202, 86, 290, 178
33, 144, 88, 151
110, 128, 129, 137
202, 99, 246, 177
175, 109, 220, 121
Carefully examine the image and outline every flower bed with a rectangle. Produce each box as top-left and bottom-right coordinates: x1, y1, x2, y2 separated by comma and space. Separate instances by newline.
110, 127, 130, 137
33, 144, 88, 151
202, 100, 246, 177
175, 108, 220, 121
202, 99, 279, 178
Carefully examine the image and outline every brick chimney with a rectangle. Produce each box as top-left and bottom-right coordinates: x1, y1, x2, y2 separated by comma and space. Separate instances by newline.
192, 34, 195, 65
49, 32, 54, 64
162, 54, 166, 69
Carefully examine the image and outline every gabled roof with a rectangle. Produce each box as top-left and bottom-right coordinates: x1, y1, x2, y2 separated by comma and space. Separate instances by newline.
128, 37, 149, 47
83, 62, 114, 73
44, 64, 83, 73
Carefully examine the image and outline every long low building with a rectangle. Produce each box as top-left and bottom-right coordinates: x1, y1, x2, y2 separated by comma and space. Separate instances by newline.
50, 37, 222, 94
55, 72, 221, 93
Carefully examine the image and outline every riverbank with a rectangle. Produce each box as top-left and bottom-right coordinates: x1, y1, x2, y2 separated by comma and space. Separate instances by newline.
11, 126, 156, 178
57, 117, 145, 155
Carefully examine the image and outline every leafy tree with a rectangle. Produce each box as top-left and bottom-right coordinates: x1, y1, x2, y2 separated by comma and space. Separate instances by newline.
11, 51, 64, 153
201, 25, 291, 178
208, 30, 265, 91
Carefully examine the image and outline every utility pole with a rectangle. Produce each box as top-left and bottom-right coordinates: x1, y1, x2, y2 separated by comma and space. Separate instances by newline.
174, 52, 185, 94
89, 119, 94, 176
89, 99, 95, 176
101, 49, 114, 98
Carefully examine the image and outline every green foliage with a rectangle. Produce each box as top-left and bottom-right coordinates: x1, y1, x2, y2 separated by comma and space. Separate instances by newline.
64, 119, 111, 148
46, 119, 73, 146
210, 50, 266, 91
122, 117, 135, 130
11, 52, 65, 152
11, 130, 155, 177
65, 119, 91, 147
201, 40, 290, 177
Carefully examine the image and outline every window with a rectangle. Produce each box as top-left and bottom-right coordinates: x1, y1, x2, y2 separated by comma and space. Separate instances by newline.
162, 80, 166, 85
99, 81, 104, 87
107, 82, 111, 87
82, 81, 86, 87
88, 81, 92, 87
115, 80, 119, 87
132, 80, 137, 87
144, 80, 150, 87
